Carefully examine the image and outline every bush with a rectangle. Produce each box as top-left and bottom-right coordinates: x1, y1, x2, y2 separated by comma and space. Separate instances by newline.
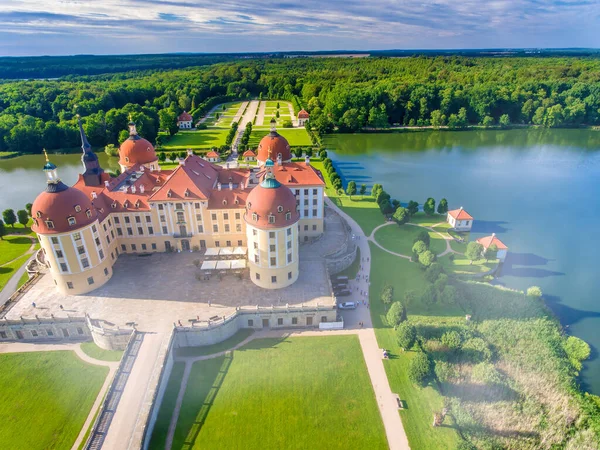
418, 250, 436, 267
435, 360, 457, 383
441, 330, 462, 350
563, 336, 591, 371
104, 144, 119, 156
527, 286, 543, 297
461, 337, 492, 363
386, 301, 405, 327
409, 352, 431, 385
413, 230, 430, 247
282, 120, 293, 128
471, 362, 503, 385
392, 207, 409, 225
396, 322, 417, 351
381, 284, 394, 305
412, 240, 427, 255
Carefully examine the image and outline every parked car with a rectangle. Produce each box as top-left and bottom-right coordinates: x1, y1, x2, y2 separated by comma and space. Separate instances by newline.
337, 301, 356, 310
333, 275, 349, 283
332, 282, 348, 289
334, 289, 352, 297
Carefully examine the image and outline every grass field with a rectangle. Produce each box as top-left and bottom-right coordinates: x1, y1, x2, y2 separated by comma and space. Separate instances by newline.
80, 342, 123, 362
373, 223, 447, 257
17, 271, 30, 288
438, 253, 499, 277
162, 130, 229, 150
0, 151, 19, 158
149, 362, 186, 450
162, 336, 387, 450
0, 235, 33, 265
249, 127, 312, 147
175, 329, 254, 358
0, 351, 108, 449
0, 253, 32, 291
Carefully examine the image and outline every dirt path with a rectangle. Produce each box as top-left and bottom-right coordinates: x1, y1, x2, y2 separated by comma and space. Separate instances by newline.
287, 103, 297, 126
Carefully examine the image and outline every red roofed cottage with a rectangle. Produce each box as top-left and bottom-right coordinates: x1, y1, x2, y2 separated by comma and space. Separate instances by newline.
447, 207, 474, 231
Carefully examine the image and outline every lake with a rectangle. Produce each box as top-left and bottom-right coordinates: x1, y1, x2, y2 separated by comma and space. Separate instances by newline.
323, 129, 600, 394
2, 130, 600, 392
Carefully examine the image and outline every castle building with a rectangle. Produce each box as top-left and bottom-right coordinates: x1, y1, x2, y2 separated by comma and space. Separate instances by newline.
31, 118, 324, 294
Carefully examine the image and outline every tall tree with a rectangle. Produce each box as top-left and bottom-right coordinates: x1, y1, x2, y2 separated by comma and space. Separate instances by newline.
359, 184, 367, 196
0, 219, 5, 240
2, 209, 16, 227
437, 198, 448, 214
17, 210, 28, 227
465, 242, 484, 263
346, 181, 357, 199
407, 200, 419, 216
423, 198, 436, 215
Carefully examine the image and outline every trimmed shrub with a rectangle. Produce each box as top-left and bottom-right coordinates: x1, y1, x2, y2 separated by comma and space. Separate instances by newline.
409, 352, 432, 385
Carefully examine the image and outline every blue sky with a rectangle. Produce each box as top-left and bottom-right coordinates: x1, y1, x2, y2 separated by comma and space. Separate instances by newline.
0, 0, 598, 56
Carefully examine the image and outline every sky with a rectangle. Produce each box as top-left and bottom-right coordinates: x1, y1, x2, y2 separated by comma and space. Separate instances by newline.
0, 0, 598, 56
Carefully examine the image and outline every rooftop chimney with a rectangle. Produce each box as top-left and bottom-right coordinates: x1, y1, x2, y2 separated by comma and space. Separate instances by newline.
104, 180, 110, 188
179, 158, 185, 166
131, 185, 137, 194
229, 182, 233, 190
140, 185, 145, 194
217, 182, 222, 191
305, 155, 310, 166
187, 148, 193, 156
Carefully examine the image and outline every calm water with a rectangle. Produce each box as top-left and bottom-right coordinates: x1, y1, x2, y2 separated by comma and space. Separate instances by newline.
324, 129, 600, 394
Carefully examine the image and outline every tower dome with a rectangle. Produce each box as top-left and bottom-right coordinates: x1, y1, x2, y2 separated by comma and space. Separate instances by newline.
32, 151, 97, 234
257, 119, 291, 165
118, 119, 158, 170
245, 159, 299, 228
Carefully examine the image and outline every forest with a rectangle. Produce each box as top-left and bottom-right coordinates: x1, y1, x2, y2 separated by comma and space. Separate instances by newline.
1, 55, 600, 155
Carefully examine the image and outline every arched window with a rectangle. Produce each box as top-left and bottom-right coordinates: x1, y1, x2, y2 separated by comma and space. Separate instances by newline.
277, 205, 283, 213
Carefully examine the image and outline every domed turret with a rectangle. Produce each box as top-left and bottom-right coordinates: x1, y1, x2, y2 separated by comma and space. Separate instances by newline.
32, 150, 97, 234
256, 119, 291, 165
118, 118, 158, 172
245, 159, 300, 289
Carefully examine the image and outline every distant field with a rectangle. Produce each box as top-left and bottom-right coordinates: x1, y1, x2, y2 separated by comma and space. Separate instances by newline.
249, 128, 312, 147
157, 336, 387, 450
162, 130, 229, 149
0, 351, 108, 449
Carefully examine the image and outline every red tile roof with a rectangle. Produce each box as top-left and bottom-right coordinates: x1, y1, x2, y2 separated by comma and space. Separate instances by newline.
243, 149, 256, 157
476, 234, 508, 250
298, 109, 310, 118
448, 208, 473, 220
178, 111, 193, 122
206, 151, 219, 158
270, 162, 325, 187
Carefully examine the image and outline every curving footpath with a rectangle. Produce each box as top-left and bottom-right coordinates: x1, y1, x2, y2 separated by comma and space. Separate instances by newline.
0, 236, 38, 306
0, 341, 119, 450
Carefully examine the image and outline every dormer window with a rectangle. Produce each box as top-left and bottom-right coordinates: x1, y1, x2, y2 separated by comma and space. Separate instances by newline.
45, 220, 54, 229
36, 211, 41, 218
67, 216, 76, 226
234, 199, 239, 205
223, 200, 228, 206
124, 200, 130, 208
74, 205, 81, 213
286, 212, 291, 220
248, 202, 252, 209
277, 205, 283, 213
268, 214, 275, 224
125, 157, 130, 163
135, 200, 141, 209
91, 192, 97, 199
167, 190, 172, 198
252, 213, 258, 222
85, 209, 92, 218
184, 190, 190, 197
111, 202, 117, 209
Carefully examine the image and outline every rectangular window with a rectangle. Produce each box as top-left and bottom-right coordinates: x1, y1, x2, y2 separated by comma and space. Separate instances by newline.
304, 225, 308, 231
196, 214, 202, 221
131, 244, 137, 251
295, 189, 300, 195
87, 276, 94, 285
67, 282, 73, 289
158, 204, 164, 210
304, 209, 308, 217
92, 225, 97, 233
270, 244, 276, 252
117, 228, 123, 236
253, 242, 258, 249
270, 257, 276, 267
111, 252, 114, 260
287, 228, 291, 236
235, 212, 240, 220
287, 253, 292, 263
223, 213, 229, 220
138, 227, 143, 235
253, 229, 257, 236
77, 327, 84, 335
226, 240, 231, 247
211, 213, 217, 221
200, 240, 206, 248
224, 224, 230, 232
162, 226, 168, 234
175, 203, 182, 210
313, 225, 317, 231
108, 219, 111, 226
304, 189, 308, 195
0, 331, 7, 339
114, 217, 120, 224
127, 227, 133, 236
195, 203, 200, 209
121, 244, 126, 251
198, 225, 204, 233
151, 243, 157, 250
106, 236, 110, 244
312, 209, 317, 216
145, 215, 152, 223
124, 216, 130, 224
304, 199, 309, 205
248, 319, 254, 326
95, 237, 100, 246
60, 262, 68, 272
47, 329, 54, 336
313, 199, 318, 205
287, 241, 291, 249
292, 317, 298, 325
73, 232, 81, 241
160, 215, 166, 222
254, 254, 259, 263
278, 318, 283, 325
269, 231, 275, 239
51, 237, 59, 244
236, 224, 241, 232
141, 244, 147, 250
148, 227, 154, 235
81, 258, 89, 268
271, 275, 277, 283
56, 250, 63, 258
238, 240, 242, 246
31, 330, 38, 337
215, 241, 220, 247
321, 316, 327, 323
104, 267, 109, 276
313, 189, 318, 195
255, 273, 260, 280
213, 225, 218, 233
99, 249, 104, 259
288, 271, 292, 279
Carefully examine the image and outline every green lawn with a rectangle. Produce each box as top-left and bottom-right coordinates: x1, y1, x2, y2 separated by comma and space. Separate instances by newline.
80, 342, 123, 362
0, 151, 19, 158
249, 127, 312, 147
438, 253, 498, 277
149, 362, 186, 450
167, 336, 387, 450
175, 329, 254, 358
0, 235, 33, 265
17, 271, 30, 289
373, 223, 447, 257
406, 213, 447, 227
162, 130, 229, 150
0, 351, 108, 449
0, 253, 32, 291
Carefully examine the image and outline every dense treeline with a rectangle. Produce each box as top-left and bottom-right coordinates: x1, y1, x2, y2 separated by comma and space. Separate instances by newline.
2, 56, 600, 154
